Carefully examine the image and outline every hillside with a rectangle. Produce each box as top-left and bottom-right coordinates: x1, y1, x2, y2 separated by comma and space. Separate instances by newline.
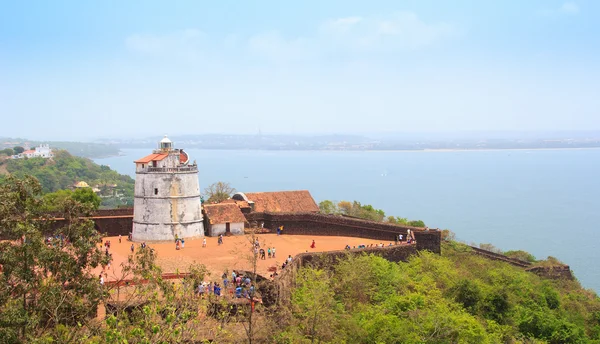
278, 241, 600, 343
0, 150, 134, 207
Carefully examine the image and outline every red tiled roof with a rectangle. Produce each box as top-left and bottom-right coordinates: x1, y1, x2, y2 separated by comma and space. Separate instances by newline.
134, 153, 168, 163
23, 150, 35, 154
221, 199, 252, 209
243, 190, 319, 213
203, 203, 247, 224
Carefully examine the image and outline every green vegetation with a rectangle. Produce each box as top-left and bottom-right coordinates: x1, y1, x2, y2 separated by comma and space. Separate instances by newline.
0, 147, 14, 156
0, 150, 134, 207
277, 243, 600, 343
319, 199, 426, 227
0, 176, 107, 342
42, 188, 102, 211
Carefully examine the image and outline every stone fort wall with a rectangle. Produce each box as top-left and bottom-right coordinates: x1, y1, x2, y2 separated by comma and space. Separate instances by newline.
246, 212, 441, 254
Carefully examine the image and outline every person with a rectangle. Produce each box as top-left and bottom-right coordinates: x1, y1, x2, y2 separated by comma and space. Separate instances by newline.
272, 247, 276, 258
176, 241, 180, 250
267, 247, 272, 258
130, 243, 134, 253
259, 248, 265, 260
181, 238, 185, 249
287, 255, 293, 263
99, 274, 104, 286
197, 283, 205, 298
310, 240, 316, 249
119, 234, 122, 243
235, 286, 242, 298
399, 234, 403, 242
202, 237, 207, 247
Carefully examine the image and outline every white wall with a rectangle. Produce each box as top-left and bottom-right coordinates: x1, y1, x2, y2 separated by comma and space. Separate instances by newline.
133, 170, 204, 242
208, 222, 244, 237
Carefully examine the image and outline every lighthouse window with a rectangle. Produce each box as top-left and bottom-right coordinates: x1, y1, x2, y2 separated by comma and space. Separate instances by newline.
154, 188, 158, 195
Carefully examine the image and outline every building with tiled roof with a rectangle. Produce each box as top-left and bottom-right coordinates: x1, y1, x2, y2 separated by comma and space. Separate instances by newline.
220, 198, 252, 213
203, 203, 246, 236
232, 190, 319, 213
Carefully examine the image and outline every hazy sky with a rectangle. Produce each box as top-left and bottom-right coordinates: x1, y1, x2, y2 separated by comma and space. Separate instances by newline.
1, 1, 599, 140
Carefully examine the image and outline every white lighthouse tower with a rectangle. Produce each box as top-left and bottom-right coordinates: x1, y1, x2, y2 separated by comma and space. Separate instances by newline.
132, 135, 204, 242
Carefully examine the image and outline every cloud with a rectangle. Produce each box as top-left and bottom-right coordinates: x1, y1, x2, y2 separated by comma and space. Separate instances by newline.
246, 12, 459, 62
537, 2, 580, 17
320, 12, 458, 51
246, 31, 317, 63
125, 29, 206, 56
125, 12, 459, 64
561, 2, 580, 14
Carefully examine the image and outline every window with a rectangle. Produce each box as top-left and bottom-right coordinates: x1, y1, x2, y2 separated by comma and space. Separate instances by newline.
154, 188, 158, 195
142, 164, 145, 168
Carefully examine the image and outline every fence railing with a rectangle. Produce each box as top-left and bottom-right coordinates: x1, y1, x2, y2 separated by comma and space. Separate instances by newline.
146, 166, 198, 173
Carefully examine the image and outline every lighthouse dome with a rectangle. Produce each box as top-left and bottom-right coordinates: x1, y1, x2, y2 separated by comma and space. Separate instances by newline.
159, 135, 173, 151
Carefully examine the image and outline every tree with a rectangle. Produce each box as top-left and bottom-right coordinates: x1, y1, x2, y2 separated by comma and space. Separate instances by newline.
72, 187, 101, 210
407, 220, 426, 228
0, 175, 105, 342
42, 188, 101, 212
289, 268, 339, 343
318, 200, 337, 214
0, 148, 14, 156
13, 146, 25, 154
202, 181, 236, 204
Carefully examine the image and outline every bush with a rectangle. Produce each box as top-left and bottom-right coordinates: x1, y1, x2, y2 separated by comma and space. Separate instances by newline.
504, 250, 536, 263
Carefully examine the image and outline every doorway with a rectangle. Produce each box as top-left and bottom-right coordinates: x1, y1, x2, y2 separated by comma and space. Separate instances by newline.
225, 222, 231, 235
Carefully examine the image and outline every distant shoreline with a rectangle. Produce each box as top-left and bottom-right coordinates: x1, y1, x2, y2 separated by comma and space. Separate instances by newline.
98, 146, 600, 156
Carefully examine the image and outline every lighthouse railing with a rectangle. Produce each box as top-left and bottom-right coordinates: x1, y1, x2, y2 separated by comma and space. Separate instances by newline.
146, 166, 198, 173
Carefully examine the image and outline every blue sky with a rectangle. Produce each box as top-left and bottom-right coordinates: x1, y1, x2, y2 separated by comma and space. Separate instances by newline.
1, 0, 599, 140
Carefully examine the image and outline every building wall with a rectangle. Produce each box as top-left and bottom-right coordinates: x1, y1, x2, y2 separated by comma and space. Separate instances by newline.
132, 170, 204, 242
207, 222, 244, 237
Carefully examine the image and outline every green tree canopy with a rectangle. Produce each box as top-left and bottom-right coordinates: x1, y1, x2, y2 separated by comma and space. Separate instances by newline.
0, 176, 106, 342
0, 148, 14, 156
4, 149, 134, 207
13, 146, 25, 154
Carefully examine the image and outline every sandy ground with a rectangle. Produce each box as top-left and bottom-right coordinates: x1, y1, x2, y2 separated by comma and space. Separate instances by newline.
96, 234, 397, 282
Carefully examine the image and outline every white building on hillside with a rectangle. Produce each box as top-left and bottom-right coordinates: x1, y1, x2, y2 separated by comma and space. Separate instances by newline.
13, 144, 54, 159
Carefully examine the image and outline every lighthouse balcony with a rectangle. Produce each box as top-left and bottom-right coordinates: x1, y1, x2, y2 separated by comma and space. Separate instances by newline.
144, 165, 198, 173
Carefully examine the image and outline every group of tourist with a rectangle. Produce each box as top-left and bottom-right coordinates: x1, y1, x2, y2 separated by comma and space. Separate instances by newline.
46, 234, 68, 247
258, 246, 277, 260
196, 270, 257, 300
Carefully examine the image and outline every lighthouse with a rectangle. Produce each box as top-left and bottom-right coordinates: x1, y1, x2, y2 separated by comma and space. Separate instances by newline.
132, 136, 204, 242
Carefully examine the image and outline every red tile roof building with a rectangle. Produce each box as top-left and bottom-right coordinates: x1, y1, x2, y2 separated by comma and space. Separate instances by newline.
233, 190, 319, 213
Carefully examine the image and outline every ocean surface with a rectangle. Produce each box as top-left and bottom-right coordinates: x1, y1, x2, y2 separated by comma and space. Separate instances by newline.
95, 148, 600, 293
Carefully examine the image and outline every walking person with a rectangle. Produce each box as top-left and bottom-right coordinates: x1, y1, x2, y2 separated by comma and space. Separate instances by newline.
119, 234, 122, 244
130, 243, 134, 253
202, 237, 207, 247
